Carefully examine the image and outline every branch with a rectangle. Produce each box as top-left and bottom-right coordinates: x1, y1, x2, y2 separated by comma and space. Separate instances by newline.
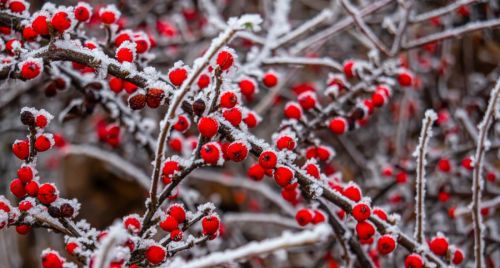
261, 56, 341, 70
410, 0, 479, 23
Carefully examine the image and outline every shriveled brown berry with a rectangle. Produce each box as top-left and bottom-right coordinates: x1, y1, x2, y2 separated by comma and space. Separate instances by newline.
20, 111, 35, 125
129, 94, 146, 110
192, 99, 206, 116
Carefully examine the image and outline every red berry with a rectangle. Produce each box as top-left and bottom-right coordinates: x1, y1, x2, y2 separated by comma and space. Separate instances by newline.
312, 210, 326, 224
219, 91, 238, 108
398, 71, 413, 87
129, 94, 146, 110
276, 135, 296, 151
202, 215, 220, 235
168, 205, 186, 223
343, 60, 355, 79
170, 229, 183, 241
21, 59, 42, 80
329, 117, 348, 135
114, 31, 132, 47
51, 12, 72, 33
216, 50, 234, 71
395, 171, 408, 184
168, 137, 182, 153
452, 248, 464, 265
38, 183, 58, 205
6, 39, 22, 55
19, 200, 33, 211
198, 116, 219, 138
247, 163, 265, 181
22, 26, 38, 41
298, 92, 317, 110
262, 72, 278, 88
438, 158, 451, 173
295, 208, 313, 226
373, 207, 388, 221
74, 3, 91, 22
162, 160, 180, 184
145, 245, 166, 265
123, 215, 141, 234
168, 68, 188, 87
243, 111, 258, 128
32, 15, 49, 35
35, 134, 52, 152
15, 224, 29, 234
65, 242, 79, 255
17, 165, 34, 183
343, 184, 362, 202
12, 140, 30, 160
160, 215, 179, 232
274, 166, 294, 187
36, 114, 48, 128
239, 79, 256, 97
352, 203, 371, 221
429, 235, 448, 256
258, 150, 278, 169
42, 251, 63, 268
100, 7, 119, 25
25, 181, 39, 196
116, 45, 135, 63
371, 90, 387, 107
461, 156, 474, 170
134, 33, 150, 54
10, 178, 26, 198
304, 163, 320, 179
405, 254, 424, 268
284, 102, 303, 120
200, 143, 221, 165
223, 107, 243, 127
9, 0, 26, 13
226, 141, 248, 162
377, 235, 396, 255
108, 77, 124, 93
355, 221, 375, 240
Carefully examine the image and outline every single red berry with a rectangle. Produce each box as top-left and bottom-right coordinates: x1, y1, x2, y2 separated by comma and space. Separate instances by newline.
173, 115, 190, 133
123, 216, 141, 234
9, 0, 26, 13
295, 208, 313, 226
329, 117, 348, 135
16, 224, 31, 235
243, 111, 258, 128
25, 181, 39, 196
312, 210, 326, 224
373, 207, 388, 221
486, 171, 496, 182
10, 178, 26, 198
42, 251, 63, 268
116, 46, 135, 63
74, 3, 91, 22
35, 114, 48, 128
38, 183, 58, 205
19, 200, 33, 211
259, 150, 278, 169
22, 26, 38, 41
146, 88, 165, 108
198, 117, 219, 138
65, 242, 79, 255
219, 91, 238, 108
223, 107, 242, 127
356, 221, 375, 240
247, 163, 265, 181
114, 31, 132, 47
168, 137, 182, 153
134, 32, 150, 54
405, 254, 424, 268
239, 79, 256, 97
262, 72, 278, 88
202, 215, 220, 235
35, 134, 52, 152
162, 160, 180, 184
436, 158, 452, 172
352, 203, 371, 221
276, 135, 296, 151
429, 235, 448, 256
200, 143, 221, 165
216, 50, 234, 71
457, 5, 470, 17
284, 102, 303, 120
298, 92, 317, 110
377, 235, 396, 255
170, 229, 183, 241
343, 60, 355, 79
168, 205, 186, 223
128, 94, 146, 110
32, 15, 49, 36
12, 140, 30, 160
304, 163, 320, 179
108, 77, 123, 93
371, 90, 387, 107
17, 166, 34, 183
168, 68, 188, 87
395, 171, 408, 184
343, 184, 362, 202
274, 166, 294, 187
51, 12, 72, 33
99, 7, 119, 25
461, 156, 474, 170
226, 141, 248, 162
197, 73, 210, 89
452, 248, 464, 265
21, 60, 42, 80
145, 245, 166, 265
398, 71, 413, 87
160, 215, 179, 232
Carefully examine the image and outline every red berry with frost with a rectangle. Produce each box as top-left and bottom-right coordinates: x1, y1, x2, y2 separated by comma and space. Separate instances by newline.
243, 111, 258, 128
239, 79, 256, 97
9, 0, 26, 13
22, 26, 37, 41
124, 215, 141, 234
37, 183, 58, 205
371, 90, 387, 107
173, 115, 190, 132
343, 184, 362, 202
12, 140, 30, 160
356, 221, 375, 240
145, 245, 166, 265
276, 135, 296, 151
259, 150, 278, 169
262, 72, 278, 88
198, 116, 219, 138
352, 203, 371, 221
129, 94, 146, 110
35, 134, 52, 152
343, 60, 355, 79
216, 50, 234, 71
452, 248, 464, 265
16, 225, 31, 235
100, 6, 119, 24
197, 74, 210, 89
284, 102, 303, 120
168, 68, 188, 87
223, 107, 242, 126
134, 33, 150, 54
51, 12, 72, 33
329, 117, 348, 135
168, 205, 186, 223
74, 3, 91, 22
19, 200, 33, 211
226, 142, 248, 162
160, 215, 178, 232
202, 215, 220, 235
200, 143, 221, 165
295, 208, 313, 226
36, 114, 48, 128
220, 91, 238, 108
42, 251, 63, 268
304, 163, 320, 179
25, 181, 39, 196
377, 235, 396, 255
247, 163, 265, 181
116, 45, 135, 63
21, 60, 42, 80
461, 156, 473, 170
114, 31, 132, 47
405, 254, 424, 268
32, 15, 49, 35
170, 229, 183, 241
17, 166, 33, 183
429, 235, 448, 256
162, 160, 180, 184
398, 71, 413, 87
274, 166, 294, 187
373, 207, 388, 221
65, 242, 78, 255
312, 210, 326, 224
10, 178, 26, 198
298, 92, 317, 110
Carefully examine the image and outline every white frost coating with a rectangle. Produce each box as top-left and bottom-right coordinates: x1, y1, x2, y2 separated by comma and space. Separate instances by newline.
167, 224, 331, 268
93, 223, 130, 268
413, 110, 437, 244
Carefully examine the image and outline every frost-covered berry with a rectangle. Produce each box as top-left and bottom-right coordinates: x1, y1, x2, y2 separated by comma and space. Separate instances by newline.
226, 141, 248, 162
247, 163, 265, 181
216, 50, 234, 71
298, 92, 317, 110
114, 31, 132, 47
32, 15, 49, 36
343, 184, 362, 202
65, 242, 79, 256
295, 208, 313, 226
262, 72, 278, 88
6, 39, 22, 55
17, 165, 34, 183
352, 203, 371, 221
343, 60, 355, 79
405, 254, 424, 268
168, 204, 186, 223
170, 229, 183, 241
12, 139, 30, 160
274, 166, 294, 187
16, 224, 31, 235
8, 0, 27, 13
22, 26, 38, 41
198, 116, 219, 138
116, 42, 136, 63
41, 251, 64, 268
99, 5, 120, 25
398, 71, 413, 87
134, 32, 151, 54
356, 221, 375, 240
162, 160, 180, 184
197, 73, 210, 89
51, 11, 72, 33
74, 2, 92, 22
38, 183, 58, 205
312, 210, 326, 224
145, 245, 166, 265
35, 134, 52, 152
160, 215, 178, 232
429, 235, 448, 256
168, 68, 188, 87
258, 150, 278, 169
304, 163, 320, 179
108, 76, 123, 93
10, 178, 26, 198
461, 156, 474, 170
146, 88, 165, 108
25, 181, 39, 197
123, 215, 141, 234
20, 59, 43, 80
371, 90, 387, 107
173, 115, 190, 132
202, 215, 220, 235
377, 235, 396, 255
276, 135, 296, 151
452, 248, 464, 265
36, 114, 48, 128
239, 79, 256, 97
219, 91, 238, 108
329, 117, 348, 135
373, 207, 388, 221
222, 107, 242, 126
284, 102, 303, 120
128, 94, 146, 110
200, 143, 221, 165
